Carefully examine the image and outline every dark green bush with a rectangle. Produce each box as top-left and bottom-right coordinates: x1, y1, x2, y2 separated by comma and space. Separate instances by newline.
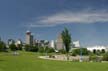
46, 47, 55, 53
9, 44, 17, 51
38, 47, 45, 53
0, 41, 7, 52
59, 49, 66, 54
89, 54, 102, 62
30, 46, 38, 52
24, 45, 30, 51
102, 52, 108, 61
71, 48, 89, 56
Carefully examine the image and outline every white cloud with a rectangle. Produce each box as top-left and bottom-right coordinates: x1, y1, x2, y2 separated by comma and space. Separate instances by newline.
39, 11, 108, 24
25, 10, 108, 27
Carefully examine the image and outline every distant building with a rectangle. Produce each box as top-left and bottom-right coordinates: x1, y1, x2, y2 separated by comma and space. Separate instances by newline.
8, 39, 15, 45
25, 30, 33, 45
15, 39, 22, 46
49, 40, 55, 48
87, 46, 107, 52
56, 34, 64, 50
30, 34, 34, 45
33, 39, 49, 47
73, 41, 80, 48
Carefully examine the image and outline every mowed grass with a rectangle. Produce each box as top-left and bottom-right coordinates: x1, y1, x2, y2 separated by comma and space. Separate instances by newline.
0, 51, 108, 71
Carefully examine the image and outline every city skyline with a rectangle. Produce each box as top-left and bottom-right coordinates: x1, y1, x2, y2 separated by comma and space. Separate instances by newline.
0, 0, 108, 46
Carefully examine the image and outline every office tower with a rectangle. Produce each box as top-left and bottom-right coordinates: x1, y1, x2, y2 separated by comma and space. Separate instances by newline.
25, 30, 33, 45
30, 34, 33, 45
49, 40, 55, 48
56, 34, 64, 50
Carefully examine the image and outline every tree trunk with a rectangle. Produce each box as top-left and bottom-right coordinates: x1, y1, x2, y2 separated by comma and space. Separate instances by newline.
66, 53, 69, 61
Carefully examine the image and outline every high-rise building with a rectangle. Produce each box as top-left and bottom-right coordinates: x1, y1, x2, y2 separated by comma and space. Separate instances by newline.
56, 34, 64, 50
30, 34, 33, 45
25, 30, 33, 45
49, 40, 55, 48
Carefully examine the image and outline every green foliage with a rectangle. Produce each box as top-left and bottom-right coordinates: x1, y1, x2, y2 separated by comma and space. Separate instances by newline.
9, 44, 17, 51
61, 28, 71, 53
89, 54, 97, 61
96, 50, 101, 55
92, 49, 105, 55
38, 47, 45, 53
24, 45, 38, 52
71, 48, 89, 56
89, 54, 102, 62
24, 44, 30, 51
59, 49, 66, 54
17, 44, 22, 50
45, 47, 55, 53
0, 41, 7, 52
101, 49, 105, 54
30, 46, 38, 52
102, 52, 108, 61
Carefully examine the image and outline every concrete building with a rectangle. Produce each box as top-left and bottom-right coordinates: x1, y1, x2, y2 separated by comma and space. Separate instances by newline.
15, 39, 22, 46
73, 41, 80, 48
56, 34, 64, 50
25, 30, 33, 45
49, 40, 55, 48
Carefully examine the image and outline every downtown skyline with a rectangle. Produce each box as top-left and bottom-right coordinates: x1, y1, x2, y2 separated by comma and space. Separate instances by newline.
0, 0, 108, 46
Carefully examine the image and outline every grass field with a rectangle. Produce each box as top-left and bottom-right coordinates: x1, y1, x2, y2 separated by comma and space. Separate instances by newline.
0, 51, 108, 71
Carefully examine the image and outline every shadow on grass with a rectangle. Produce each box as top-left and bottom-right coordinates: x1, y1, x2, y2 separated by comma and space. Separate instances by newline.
0, 60, 5, 61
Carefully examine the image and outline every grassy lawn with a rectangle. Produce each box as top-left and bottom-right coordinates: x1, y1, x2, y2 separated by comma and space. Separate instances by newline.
0, 51, 108, 71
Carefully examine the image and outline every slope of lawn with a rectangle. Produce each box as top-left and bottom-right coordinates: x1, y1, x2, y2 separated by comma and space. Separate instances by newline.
0, 51, 108, 71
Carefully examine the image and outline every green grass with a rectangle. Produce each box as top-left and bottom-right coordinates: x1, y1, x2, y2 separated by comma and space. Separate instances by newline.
0, 51, 108, 71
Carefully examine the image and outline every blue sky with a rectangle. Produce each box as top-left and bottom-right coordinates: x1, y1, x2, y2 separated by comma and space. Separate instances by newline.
0, 0, 108, 46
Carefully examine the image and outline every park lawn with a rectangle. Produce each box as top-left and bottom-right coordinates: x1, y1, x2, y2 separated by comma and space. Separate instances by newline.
0, 51, 108, 71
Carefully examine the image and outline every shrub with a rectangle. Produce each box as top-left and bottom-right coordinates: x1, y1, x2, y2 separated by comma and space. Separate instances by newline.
24, 45, 38, 52
0, 41, 7, 52
38, 47, 44, 53
59, 49, 66, 54
96, 50, 101, 56
9, 44, 17, 51
17, 44, 22, 50
46, 47, 55, 53
89, 54, 102, 62
30, 46, 38, 52
24, 45, 30, 51
101, 49, 105, 54
102, 52, 108, 61
71, 48, 89, 56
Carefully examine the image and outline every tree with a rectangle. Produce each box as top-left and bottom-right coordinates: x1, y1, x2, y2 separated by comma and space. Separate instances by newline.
45, 47, 55, 53
71, 48, 89, 56
30, 46, 38, 52
24, 44, 31, 51
101, 49, 105, 54
0, 41, 7, 52
61, 28, 71, 60
17, 44, 22, 50
9, 44, 17, 51
38, 47, 44, 53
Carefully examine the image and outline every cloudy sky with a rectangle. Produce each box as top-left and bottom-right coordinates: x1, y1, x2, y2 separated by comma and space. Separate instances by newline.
0, 0, 108, 46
